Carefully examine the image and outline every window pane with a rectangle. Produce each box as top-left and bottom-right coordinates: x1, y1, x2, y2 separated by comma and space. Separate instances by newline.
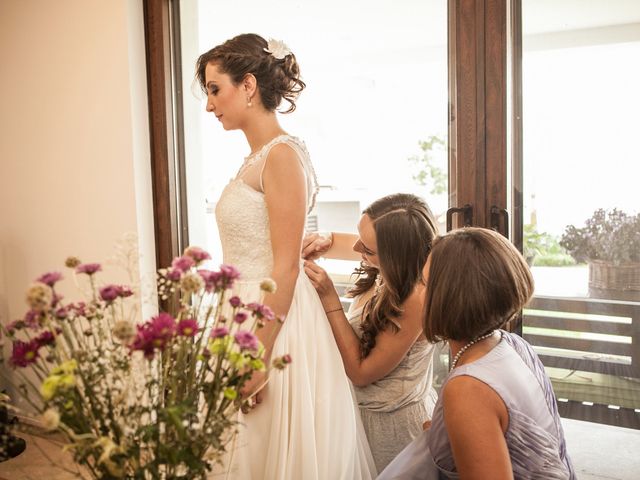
519, 0, 640, 439
178, 0, 448, 389
179, 0, 447, 276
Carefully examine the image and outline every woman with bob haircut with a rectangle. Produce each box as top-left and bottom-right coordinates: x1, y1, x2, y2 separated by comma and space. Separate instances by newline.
303, 193, 439, 472
379, 227, 575, 479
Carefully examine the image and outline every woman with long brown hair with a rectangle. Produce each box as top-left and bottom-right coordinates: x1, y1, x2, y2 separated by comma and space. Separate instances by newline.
303, 193, 439, 471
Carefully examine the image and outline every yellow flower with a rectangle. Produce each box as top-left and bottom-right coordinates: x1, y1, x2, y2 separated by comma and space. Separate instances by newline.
40, 371, 76, 400
208, 337, 230, 355
41, 375, 61, 401
250, 358, 266, 371
59, 374, 76, 389
94, 436, 125, 477
229, 352, 249, 370
52, 359, 78, 375
223, 388, 238, 400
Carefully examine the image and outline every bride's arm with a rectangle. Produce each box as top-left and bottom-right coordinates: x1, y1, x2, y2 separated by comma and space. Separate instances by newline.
259, 143, 308, 360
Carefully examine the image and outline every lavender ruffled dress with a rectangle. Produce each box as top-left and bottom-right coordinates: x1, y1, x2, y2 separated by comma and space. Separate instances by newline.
378, 331, 576, 479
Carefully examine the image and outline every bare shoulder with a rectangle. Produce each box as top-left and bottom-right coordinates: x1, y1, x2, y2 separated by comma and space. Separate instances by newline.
398, 284, 426, 326
265, 142, 303, 172
443, 375, 508, 430
262, 142, 305, 193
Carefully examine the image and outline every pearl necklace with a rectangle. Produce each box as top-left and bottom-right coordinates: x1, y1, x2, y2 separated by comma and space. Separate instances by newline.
450, 330, 496, 370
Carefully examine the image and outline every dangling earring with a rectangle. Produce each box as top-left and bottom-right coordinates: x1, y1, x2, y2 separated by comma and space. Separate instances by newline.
247, 96, 252, 107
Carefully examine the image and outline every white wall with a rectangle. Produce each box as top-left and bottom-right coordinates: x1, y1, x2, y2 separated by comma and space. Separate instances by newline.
0, 0, 156, 393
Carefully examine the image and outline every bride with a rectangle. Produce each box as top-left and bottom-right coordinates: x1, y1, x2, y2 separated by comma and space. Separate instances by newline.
196, 34, 376, 480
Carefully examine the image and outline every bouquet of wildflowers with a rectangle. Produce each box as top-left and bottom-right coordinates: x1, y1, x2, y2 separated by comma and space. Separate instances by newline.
0, 246, 289, 478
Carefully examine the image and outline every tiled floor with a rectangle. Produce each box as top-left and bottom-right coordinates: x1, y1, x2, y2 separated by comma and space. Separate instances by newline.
0, 432, 90, 480
1, 419, 639, 479
562, 418, 640, 480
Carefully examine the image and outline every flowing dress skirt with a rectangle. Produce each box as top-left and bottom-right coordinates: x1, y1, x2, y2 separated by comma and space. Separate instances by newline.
210, 271, 376, 480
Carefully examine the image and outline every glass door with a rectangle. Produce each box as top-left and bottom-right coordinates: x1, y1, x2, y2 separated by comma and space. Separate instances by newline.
178, 0, 450, 387
514, 0, 640, 430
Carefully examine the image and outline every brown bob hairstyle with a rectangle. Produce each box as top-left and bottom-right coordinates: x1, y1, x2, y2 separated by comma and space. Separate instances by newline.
423, 227, 534, 343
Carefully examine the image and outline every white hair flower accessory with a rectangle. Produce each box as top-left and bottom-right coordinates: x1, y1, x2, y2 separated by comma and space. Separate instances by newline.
264, 38, 291, 60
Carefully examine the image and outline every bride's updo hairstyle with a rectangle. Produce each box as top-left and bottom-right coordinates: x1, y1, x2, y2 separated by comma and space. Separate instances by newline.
349, 193, 438, 357
196, 33, 305, 113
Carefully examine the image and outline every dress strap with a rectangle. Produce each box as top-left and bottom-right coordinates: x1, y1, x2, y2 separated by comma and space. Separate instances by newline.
235, 134, 289, 180
258, 135, 319, 213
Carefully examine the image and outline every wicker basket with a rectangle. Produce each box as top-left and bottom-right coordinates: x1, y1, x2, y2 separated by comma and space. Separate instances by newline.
588, 260, 640, 292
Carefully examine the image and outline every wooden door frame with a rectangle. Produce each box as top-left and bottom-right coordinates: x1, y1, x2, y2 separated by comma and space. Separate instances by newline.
143, 0, 188, 270
448, 0, 508, 232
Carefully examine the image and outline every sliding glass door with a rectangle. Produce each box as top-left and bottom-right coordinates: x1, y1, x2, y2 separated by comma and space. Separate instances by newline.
515, 0, 640, 429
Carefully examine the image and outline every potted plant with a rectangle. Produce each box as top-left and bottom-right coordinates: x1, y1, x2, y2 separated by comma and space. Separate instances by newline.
560, 208, 640, 299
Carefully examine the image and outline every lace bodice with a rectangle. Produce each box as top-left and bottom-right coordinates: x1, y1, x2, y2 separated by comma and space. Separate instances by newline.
215, 135, 318, 281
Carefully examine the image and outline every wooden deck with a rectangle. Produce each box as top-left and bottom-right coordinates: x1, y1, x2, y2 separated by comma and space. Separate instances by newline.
523, 296, 640, 428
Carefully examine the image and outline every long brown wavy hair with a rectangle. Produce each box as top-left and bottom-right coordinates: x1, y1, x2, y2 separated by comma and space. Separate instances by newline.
348, 193, 438, 357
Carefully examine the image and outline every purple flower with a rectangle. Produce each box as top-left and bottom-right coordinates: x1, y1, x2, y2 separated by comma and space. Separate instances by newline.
35, 330, 56, 347
166, 268, 182, 281
129, 326, 156, 359
177, 318, 199, 337
234, 331, 259, 351
184, 246, 211, 264
23, 310, 42, 329
37, 272, 63, 287
198, 269, 222, 292
171, 256, 195, 273
229, 296, 242, 308
4, 320, 23, 334
54, 306, 69, 319
149, 313, 177, 342
272, 353, 293, 370
210, 326, 229, 338
70, 302, 87, 317
76, 263, 102, 275
10, 340, 40, 367
246, 302, 275, 321
118, 286, 133, 298
219, 264, 241, 288
99, 285, 121, 302
130, 313, 177, 358
234, 312, 248, 324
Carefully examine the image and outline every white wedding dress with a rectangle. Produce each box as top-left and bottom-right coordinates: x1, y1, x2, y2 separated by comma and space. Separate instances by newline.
210, 135, 376, 480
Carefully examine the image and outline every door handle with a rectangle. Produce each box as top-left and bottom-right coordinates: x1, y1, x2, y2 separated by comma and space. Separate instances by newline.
490, 205, 509, 238
446, 204, 473, 231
